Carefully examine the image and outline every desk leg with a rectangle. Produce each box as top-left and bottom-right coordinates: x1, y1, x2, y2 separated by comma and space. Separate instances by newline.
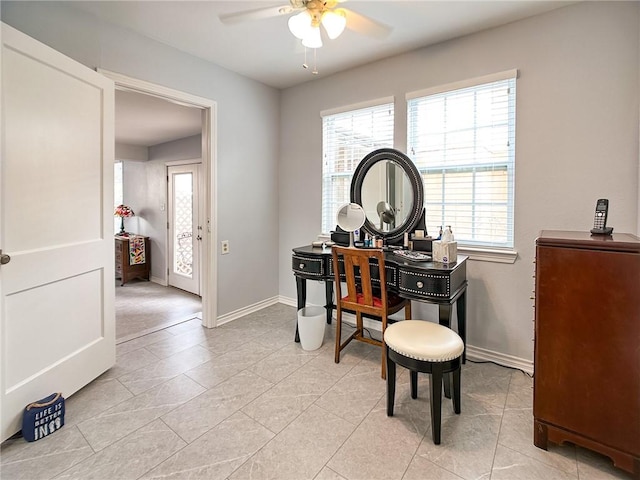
294, 276, 307, 343
438, 304, 452, 329
325, 280, 334, 325
457, 290, 467, 364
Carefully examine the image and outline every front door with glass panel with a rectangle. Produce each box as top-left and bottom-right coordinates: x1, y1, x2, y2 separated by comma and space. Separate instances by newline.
168, 164, 201, 295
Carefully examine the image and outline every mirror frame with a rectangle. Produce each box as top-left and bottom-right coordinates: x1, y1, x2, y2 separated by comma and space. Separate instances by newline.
350, 148, 424, 243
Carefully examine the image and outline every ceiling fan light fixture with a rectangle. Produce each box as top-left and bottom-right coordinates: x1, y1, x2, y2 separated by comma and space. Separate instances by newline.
288, 10, 312, 40
321, 9, 346, 40
301, 25, 323, 49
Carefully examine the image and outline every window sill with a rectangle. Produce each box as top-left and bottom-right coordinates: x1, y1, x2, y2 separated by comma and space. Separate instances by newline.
458, 246, 518, 264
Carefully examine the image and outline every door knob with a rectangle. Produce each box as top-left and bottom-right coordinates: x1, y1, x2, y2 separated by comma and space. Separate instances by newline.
0, 249, 10, 265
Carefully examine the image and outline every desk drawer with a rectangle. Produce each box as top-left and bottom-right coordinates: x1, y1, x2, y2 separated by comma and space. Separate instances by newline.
292, 254, 325, 278
329, 257, 397, 288
399, 269, 450, 299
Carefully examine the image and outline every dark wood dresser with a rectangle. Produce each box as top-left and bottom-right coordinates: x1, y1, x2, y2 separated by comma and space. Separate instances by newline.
115, 236, 150, 286
534, 230, 640, 477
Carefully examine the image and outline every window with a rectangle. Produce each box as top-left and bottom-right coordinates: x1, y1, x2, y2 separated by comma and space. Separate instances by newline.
321, 99, 394, 234
407, 70, 517, 248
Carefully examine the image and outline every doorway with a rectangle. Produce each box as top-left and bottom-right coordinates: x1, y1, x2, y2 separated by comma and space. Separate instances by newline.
101, 69, 218, 340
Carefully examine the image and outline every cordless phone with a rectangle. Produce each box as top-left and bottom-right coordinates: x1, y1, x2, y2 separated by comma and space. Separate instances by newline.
590, 198, 613, 235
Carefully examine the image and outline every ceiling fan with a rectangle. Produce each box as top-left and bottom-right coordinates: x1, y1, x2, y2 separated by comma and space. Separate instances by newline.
219, 0, 392, 49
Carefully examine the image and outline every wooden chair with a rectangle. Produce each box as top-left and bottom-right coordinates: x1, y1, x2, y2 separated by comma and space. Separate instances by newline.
332, 246, 411, 378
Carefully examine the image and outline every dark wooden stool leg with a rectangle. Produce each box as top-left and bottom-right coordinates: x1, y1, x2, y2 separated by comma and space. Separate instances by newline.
443, 372, 452, 399
410, 371, 418, 399
386, 347, 396, 416
430, 365, 443, 445
452, 366, 461, 414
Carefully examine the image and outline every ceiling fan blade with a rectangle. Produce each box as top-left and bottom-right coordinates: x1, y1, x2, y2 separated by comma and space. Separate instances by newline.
343, 8, 392, 39
219, 4, 291, 25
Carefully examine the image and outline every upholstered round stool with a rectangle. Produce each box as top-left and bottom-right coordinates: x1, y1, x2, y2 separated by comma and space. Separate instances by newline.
384, 320, 464, 445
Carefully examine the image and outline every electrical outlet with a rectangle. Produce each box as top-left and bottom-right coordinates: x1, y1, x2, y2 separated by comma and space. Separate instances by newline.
221, 240, 230, 255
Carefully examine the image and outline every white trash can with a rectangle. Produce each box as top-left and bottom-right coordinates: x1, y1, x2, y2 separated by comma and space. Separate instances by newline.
297, 306, 326, 351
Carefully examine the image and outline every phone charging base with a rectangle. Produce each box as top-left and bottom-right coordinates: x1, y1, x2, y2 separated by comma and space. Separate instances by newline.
590, 227, 614, 236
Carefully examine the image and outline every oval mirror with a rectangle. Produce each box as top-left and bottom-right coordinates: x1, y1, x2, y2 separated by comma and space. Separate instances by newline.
351, 148, 424, 243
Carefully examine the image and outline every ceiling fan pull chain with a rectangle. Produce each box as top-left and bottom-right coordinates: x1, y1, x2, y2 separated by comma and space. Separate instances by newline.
303, 46, 309, 70
312, 48, 319, 75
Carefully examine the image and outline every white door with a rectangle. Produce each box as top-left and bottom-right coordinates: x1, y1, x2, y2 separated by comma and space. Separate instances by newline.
167, 164, 201, 295
0, 24, 115, 441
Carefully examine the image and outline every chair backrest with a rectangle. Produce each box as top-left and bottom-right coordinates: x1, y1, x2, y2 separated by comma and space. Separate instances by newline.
332, 246, 389, 317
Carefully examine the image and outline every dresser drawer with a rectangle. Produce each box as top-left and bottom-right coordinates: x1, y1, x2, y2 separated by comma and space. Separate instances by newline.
292, 254, 325, 278
329, 257, 397, 288
398, 269, 451, 299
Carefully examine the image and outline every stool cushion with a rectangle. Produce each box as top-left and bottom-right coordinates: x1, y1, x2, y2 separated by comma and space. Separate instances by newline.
384, 320, 464, 362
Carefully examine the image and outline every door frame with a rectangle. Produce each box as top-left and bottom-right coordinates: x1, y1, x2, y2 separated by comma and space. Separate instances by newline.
99, 69, 217, 328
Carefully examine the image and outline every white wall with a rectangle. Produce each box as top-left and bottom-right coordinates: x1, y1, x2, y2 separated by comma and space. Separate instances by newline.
2, 2, 282, 317
279, 2, 640, 364
115, 143, 148, 162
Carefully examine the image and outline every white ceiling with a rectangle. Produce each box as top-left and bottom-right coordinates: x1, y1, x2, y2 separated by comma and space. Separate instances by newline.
74, 1, 573, 146
115, 90, 202, 147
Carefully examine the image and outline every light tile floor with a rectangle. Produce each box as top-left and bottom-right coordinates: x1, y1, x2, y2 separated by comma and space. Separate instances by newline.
1, 304, 632, 480
115, 279, 202, 343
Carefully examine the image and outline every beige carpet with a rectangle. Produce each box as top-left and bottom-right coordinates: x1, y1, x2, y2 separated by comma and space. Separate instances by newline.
115, 279, 202, 343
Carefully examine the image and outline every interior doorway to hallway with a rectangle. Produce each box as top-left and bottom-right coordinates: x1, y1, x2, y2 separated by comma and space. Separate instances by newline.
102, 69, 218, 341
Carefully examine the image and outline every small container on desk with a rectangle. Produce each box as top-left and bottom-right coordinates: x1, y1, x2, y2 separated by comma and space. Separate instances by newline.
412, 237, 433, 252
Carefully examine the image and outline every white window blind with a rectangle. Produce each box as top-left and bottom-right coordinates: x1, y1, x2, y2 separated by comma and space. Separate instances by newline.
321, 101, 394, 234
407, 74, 516, 248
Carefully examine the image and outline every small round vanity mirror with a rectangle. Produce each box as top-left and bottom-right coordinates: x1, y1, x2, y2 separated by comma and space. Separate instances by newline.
336, 203, 366, 248
351, 148, 424, 243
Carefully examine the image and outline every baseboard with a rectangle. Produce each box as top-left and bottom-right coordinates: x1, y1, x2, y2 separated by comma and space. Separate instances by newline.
277, 296, 533, 374
150, 276, 168, 286
278, 296, 297, 308
217, 296, 280, 326
465, 345, 533, 375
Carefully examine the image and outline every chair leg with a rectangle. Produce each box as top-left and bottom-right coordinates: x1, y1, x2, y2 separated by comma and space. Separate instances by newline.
430, 365, 443, 445
405, 301, 412, 320
386, 347, 396, 416
452, 365, 461, 414
355, 311, 363, 334
334, 310, 342, 364
410, 371, 418, 399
